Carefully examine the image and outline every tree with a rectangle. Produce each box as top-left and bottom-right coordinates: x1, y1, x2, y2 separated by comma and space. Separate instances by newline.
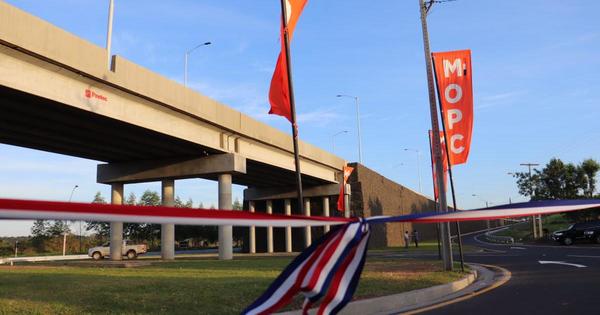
31, 219, 51, 251
86, 192, 109, 237
514, 158, 600, 221
48, 220, 71, 236
125, 190, 160, 244
31, 220, 50, 239
581, 159, 600, 197
233, 198, 243, 210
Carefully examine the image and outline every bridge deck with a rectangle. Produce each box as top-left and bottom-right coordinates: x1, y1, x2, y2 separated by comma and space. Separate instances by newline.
0, 2, 344, 188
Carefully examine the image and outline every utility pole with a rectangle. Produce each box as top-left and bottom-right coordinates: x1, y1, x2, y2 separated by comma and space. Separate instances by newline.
521, 163, 540, 239
419, 0, 453, 271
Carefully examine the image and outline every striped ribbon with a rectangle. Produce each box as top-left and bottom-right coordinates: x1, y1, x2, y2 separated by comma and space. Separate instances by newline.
1, 198, 600, 314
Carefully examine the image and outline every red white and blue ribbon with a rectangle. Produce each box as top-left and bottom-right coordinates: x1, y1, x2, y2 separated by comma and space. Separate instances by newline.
1, 198, 600, 314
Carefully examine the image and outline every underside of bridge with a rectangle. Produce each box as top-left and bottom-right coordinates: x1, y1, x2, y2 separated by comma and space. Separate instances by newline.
0, 85, 327, 188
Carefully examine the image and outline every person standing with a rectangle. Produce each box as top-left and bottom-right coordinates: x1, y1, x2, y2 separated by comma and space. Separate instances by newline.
404, 231, 410, 249
412, 230, 419, 248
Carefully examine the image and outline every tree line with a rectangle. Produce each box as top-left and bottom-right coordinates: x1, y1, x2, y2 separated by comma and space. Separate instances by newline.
30, 190, 243, 252
513, 158, 600, 221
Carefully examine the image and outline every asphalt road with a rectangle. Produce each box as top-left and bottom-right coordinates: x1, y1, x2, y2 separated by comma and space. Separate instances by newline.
420, 232, 600, 315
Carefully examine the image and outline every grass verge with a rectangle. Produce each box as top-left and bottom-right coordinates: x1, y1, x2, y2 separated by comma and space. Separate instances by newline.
0, 256, 466, 314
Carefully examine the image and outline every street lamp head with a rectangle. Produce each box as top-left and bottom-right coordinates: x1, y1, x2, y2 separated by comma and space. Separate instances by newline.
204, 42, 212, 46
336, 94, 343, 97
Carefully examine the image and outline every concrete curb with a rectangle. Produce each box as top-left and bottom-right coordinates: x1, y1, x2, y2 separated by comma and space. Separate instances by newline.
277, 264, 490, 315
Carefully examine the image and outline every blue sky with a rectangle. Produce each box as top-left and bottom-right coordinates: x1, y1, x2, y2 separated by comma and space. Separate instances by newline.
1, 0, 599, 236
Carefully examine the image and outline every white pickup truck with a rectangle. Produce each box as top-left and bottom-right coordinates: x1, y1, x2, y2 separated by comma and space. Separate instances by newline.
88, 240, 147, 260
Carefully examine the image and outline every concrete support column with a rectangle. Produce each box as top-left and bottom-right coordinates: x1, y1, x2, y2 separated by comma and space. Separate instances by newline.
323, 196, 330, 233
218, 174, 233, 260
532, 216, 538, 239
344, 183, 351, 218
249, 201, 256, 254
304, 198, 312, 247
109, 183, 124, 261
538, 215, 544, 238
266, 200, 274, 253
285, 199, 292, 253
161, 179, 175, 260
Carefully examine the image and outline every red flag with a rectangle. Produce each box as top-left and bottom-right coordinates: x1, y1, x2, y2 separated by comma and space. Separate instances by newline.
337, 165, 354, 211
268, 0, 308, 122
432, 50, 473, 166
429, 131, 448, 201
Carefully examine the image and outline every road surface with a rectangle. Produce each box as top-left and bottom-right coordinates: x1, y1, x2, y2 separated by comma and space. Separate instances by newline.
420, 232, 600, 315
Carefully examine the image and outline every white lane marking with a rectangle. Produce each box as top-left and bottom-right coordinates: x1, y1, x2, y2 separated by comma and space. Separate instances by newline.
567, 255, 600, 259
538, 260, 587, 268
510, 247, 526, 250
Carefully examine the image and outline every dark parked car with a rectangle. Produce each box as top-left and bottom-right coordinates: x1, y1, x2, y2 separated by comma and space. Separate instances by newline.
552, 221, 600, 245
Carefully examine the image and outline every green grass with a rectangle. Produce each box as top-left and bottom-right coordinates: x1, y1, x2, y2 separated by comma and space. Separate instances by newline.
0, 256, 466, 315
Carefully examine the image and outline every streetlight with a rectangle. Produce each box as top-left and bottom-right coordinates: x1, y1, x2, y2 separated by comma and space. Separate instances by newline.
106, 0, 115, 69
336, 94, 363, 164
472, 194, 492, 231
69, 185, 79, 202
68, 185, 79, 254
331, 130, 348, 154
403, 148, 423, 193
184, 41, 212, 87
471, 194, 490, 208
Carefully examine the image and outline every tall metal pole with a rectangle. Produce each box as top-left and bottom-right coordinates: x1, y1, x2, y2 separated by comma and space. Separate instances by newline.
419, 0, 453, 271
106, 0, 114, 70
337, 95, 363, 164
331, 130, 348, 154
279, 0, 305, 229
68, 185, 79, 253
521, 163, 539, 238
184, 52, 189, 87
432, 61, 465, 272
405, 149, 423, 193
427, 132, 442, 260
355, 96, 363, 164
184, 42, 211, 87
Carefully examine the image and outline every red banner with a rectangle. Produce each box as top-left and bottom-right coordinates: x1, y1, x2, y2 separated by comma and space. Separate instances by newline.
432, 50, 473, 165
268, 0, 308, 122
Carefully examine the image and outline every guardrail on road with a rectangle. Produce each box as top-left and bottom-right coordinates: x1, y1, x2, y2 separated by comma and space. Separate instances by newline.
0, 254, 90, 265
484, 227, 515, 244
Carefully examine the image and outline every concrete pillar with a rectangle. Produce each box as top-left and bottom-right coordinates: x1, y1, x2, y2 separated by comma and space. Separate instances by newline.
218, 174, 233, 260
285, 199, 292, 253
266, 200, 274, 253
161, 179, 175, 260
323, 196, 330, 233
344, 183, 351, 218
304, 198, 312, 247
249, 201, 256, 254
532, 216, 538, 239
538, 215, 544, 238
110, 183, 124, 261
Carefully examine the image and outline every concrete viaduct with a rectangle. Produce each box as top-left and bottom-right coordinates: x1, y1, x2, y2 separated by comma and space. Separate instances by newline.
0, 3, 351, 260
